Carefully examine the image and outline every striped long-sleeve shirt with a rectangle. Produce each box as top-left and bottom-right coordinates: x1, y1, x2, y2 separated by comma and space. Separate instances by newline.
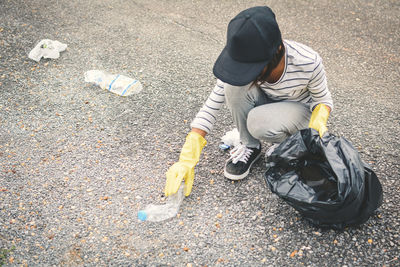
191, 40, 333, 133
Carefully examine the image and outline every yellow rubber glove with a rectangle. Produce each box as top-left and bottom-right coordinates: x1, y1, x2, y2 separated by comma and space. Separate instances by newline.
308, 104, 330, 137
165, 131, 207, 197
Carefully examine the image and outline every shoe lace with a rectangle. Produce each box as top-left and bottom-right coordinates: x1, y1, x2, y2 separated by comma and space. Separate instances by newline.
229, 144, 253, 164
265, 143, 279, 158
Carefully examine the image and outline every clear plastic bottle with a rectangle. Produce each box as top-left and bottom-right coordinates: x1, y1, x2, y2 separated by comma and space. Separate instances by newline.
138, 183, 185, 222
84, 70, 143, 96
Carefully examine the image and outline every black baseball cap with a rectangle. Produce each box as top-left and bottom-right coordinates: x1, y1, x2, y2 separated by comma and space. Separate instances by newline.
213, 6, 282, 86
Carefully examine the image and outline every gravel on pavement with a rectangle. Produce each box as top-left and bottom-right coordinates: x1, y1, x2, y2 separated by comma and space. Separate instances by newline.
0, 0, 399, 266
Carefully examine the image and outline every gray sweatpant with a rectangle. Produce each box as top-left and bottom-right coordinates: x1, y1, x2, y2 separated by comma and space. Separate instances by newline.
224, 83, 312, 148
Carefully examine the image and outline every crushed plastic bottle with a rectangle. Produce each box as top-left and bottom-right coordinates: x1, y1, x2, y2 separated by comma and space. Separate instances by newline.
84, 70, 143, 96
138, 183, 185, 222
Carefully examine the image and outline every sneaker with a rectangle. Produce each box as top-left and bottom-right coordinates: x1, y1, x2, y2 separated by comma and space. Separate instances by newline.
224, 144, 261, 180
265, 143, 279, 158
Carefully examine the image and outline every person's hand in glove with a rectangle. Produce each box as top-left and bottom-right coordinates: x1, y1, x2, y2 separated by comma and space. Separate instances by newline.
165, 130, 207, 197
308, 103, 331, 137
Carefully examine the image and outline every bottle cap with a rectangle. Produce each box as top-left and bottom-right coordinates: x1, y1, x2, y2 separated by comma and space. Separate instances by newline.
219, 143, 230, 150
137, 210, 147, 221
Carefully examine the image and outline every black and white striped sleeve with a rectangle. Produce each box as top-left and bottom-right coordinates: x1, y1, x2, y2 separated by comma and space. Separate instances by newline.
190, 80, 225, 133
308, 54, 334, 111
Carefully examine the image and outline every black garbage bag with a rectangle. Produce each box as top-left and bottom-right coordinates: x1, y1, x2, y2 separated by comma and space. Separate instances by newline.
264, 128, 383, 229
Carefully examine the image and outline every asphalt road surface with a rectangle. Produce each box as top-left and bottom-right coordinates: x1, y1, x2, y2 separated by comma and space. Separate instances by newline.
0, 0, 399, 266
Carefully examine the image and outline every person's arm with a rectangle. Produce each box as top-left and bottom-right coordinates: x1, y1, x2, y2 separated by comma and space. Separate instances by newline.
307, 54, 333, 137
307, 54, 333, 112
191, 128, 207, 138
164, 81, 225, 197
190, 79, 225, 133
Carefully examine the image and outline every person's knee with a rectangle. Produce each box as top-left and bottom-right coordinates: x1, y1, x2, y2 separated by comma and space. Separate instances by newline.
247, 108, 267, 139
247, 108, 288, 142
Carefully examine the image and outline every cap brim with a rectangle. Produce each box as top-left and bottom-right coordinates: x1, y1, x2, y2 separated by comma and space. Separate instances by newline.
213, 47, 269, 86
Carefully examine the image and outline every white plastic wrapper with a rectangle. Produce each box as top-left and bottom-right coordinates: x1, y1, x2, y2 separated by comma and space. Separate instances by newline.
28, 39, 67, 62
221, 128, 241, 149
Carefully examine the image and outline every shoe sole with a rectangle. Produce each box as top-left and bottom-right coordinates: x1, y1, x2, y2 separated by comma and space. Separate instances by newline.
223, 152, 262, 180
